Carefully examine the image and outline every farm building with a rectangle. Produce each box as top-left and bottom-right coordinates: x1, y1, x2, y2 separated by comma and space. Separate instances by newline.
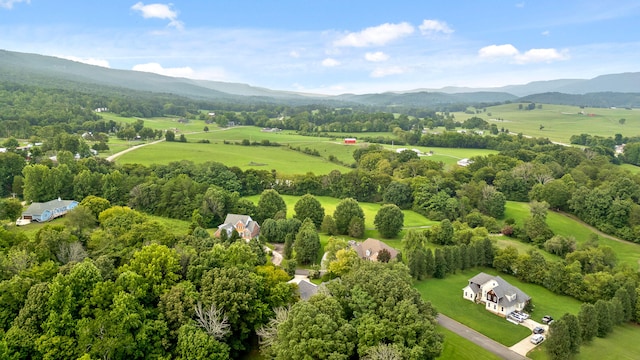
344, 138, 357, 144
17, 198, 78, 225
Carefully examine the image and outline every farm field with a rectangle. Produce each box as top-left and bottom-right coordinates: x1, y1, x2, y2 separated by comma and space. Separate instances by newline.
415, 267, 582, 347
450, 104, 640, 144
504, 201, 640, 270
111, 123, 499, 173
116, 140, 353, 174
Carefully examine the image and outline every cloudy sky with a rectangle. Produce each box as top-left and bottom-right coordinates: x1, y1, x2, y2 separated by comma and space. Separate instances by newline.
1, 0, 639, 94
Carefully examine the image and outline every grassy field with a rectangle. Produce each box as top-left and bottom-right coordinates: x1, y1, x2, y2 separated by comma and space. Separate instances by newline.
244, 194, 436, 230
109, 122, 501, 174
504, 201, 640, 270
116, 140, 353, 174
415, 267, 582, 347
436, 326, 503, 360
450, 104, 640, 144
528, 322, 640, 360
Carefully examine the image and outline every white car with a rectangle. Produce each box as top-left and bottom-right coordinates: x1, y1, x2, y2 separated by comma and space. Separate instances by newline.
531, 334, 545, 345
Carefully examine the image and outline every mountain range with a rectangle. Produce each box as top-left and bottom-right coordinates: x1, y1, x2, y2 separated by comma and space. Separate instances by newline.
1, 49, 639, 108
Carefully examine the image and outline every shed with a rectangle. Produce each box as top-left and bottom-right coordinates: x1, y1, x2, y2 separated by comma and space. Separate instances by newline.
344, 138, 357, 144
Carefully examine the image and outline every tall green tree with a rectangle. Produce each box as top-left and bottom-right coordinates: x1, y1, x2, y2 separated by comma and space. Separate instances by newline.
293, 219, 321, 265
271, 294, 356, 359
578, 302, 597, 343
333, 198, 365, 235
374, 204, 404, 238
256, 189, 286, 223
293, 194, 325, 229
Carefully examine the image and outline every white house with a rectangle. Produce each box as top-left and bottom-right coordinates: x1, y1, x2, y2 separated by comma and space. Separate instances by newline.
462, 272, 530, 316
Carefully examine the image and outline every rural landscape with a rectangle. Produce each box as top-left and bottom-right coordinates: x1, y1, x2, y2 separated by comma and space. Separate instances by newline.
2, 2, 640, 360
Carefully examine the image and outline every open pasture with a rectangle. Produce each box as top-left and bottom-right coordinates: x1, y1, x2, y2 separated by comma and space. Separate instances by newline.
504, 201, 640, 270
114, 124, 500, 174
99, 112, 208, 133
451, 104, 640, 144
116, 140, 353, 174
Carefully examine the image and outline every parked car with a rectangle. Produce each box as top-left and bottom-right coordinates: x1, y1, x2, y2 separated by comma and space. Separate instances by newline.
533, 327, 545, 334
542, 315, 554, 324
531, 334, 545, 345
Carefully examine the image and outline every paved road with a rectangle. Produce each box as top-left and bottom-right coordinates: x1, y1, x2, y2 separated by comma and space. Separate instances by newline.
437, 314, 528, 360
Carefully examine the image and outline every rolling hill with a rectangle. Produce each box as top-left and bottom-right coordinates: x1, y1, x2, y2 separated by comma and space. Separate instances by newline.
0, 49, 639, 108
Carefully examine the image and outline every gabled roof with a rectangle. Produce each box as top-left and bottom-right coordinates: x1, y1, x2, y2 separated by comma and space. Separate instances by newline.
222, 214, 253, 226
493, 276, 530, 306
350, 238, 398, 260
23, 199, 77, 216
467, 272, 530, 306
297, 280, 319, 301
468, 272, 494, 286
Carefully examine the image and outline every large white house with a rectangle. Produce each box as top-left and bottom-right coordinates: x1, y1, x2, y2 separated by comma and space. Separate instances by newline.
462, 272, 531, 316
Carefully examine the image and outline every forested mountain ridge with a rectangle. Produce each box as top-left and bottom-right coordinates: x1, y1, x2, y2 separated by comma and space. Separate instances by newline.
2, 49, 638, 109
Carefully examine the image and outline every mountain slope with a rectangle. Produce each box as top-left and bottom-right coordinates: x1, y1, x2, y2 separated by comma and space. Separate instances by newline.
0, 49, 638, 108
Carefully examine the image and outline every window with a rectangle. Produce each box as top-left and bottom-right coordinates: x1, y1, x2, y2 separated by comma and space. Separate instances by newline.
501, 307, 504, 312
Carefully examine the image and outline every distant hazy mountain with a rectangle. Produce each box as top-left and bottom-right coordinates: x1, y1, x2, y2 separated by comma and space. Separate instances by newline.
408, 73, 640, 97
0, 49, 638, 107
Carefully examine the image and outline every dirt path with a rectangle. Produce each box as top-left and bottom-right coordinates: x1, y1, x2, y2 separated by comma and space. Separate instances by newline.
555, 210, 629, 245
106, 138, 165, 162
106, 127, 236, 162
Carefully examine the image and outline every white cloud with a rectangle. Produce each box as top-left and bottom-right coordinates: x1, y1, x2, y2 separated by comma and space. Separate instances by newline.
321, 58, 340, 67
131, 2, 183, 30
370, 66, 406, 78
59, 55, 111, 68
132, 62, 193, 77
516, 2, 525, 8
334, 22, 414, 47
419, 19, 454, 36
516, 48, 569, 63
478, 44, 569, 64
541, 30, 550, 36
478, 44, 519, 58
0, 0, 29, 9
289, 50, 300, 58
365, 51, 389, 62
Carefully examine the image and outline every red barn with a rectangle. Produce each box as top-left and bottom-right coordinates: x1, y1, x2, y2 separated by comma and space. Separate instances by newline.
344, 138, 357, 144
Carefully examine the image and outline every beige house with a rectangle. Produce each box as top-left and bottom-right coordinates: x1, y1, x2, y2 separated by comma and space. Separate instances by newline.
349, 238, 398, 262
214, 214, 260, 240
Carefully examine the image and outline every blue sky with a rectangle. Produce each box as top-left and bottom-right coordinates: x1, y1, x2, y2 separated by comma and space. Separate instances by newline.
1, 0, 639, 94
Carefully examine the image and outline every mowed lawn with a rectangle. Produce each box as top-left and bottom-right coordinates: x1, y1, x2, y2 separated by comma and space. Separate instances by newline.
436, 326, 503, 360
415, 267, 582, 347
244, 194, 436, 230
528, 323, 640, 360
450, 104, 640, 144
504, 201, 640, 270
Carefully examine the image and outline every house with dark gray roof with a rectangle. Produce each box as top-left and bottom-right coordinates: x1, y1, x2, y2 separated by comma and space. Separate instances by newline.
462, 272, 531, 316
214, 214, 260, 240
17, 198, 78, 225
